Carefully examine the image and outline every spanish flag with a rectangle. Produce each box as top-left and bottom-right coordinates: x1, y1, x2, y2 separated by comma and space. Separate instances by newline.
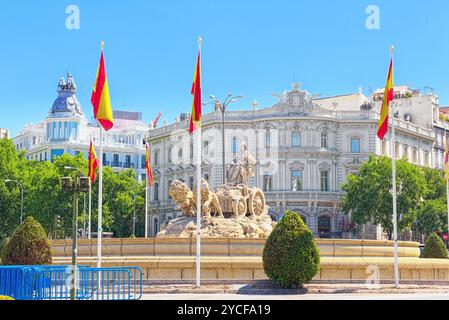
145, 142, 154, 187
377, 58, 394, 140
91, 50, 114, 131
88, 140, 99, 184
445, 135, 449, 181
189, 48, 202, 134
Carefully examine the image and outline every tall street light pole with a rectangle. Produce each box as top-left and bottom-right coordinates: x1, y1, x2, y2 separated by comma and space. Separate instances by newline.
5, 179, 24, 224
205, 94, 243, 185
62, 166, 89, 301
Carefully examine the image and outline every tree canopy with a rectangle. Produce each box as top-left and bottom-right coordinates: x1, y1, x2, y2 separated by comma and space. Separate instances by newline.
0, 139, 146, 242
342, 156, 427, 238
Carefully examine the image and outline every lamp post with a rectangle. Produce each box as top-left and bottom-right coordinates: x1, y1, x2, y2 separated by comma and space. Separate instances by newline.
62, 167, 90, 301
204, 94, 243, 185
5, 179, 24, 224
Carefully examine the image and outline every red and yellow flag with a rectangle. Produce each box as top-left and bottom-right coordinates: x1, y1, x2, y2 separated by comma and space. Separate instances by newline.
91, 50, 114, 131
88, 140, 99, 184
145, 143, 154, 187
445, 135, 449, 181
377, 58, 394, 140
189, 48, 202, 134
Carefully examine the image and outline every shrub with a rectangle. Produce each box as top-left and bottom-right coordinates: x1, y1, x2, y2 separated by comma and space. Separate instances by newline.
421, 233, 449, 259
2, 216, 52, 265
262, 210, 320, 288
0, 237, 10, 264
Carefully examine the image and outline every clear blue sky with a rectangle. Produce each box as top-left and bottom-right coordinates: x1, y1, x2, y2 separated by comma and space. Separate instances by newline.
1, 0, 448, 137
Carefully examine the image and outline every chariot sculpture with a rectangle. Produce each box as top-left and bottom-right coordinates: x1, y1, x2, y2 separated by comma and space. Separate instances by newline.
168, 143, 267, 218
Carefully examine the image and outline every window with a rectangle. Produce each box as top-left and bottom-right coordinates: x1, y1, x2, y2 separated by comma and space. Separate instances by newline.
125, 155, 131, 167
154, 151, 159, 166
263, 175, 273, 192
168, 148, 172, 163
424, 151, 430, 166
64, 122, 68, 139
350, 138, 361, 153
292, 132, 301, 147
395, 143, 400, 159
103, 153, 107, 166
403, 145, 409, 160
58, 122, 62, 139
204, 141, 209, 155
113, 154, 119, 166
141, 174, 146, 182
232, 136, 238, 154
167, 180, 172, 198
52, 122, 57, 139
178, 148, 183, 159
321, 132, 328, 148
204, 174, 209, 182
320, 171, 329, 192
412, 148, 418, 164
190, 140, 194, 159
154, 182, 159, 201
189, 177, 194, 191
381, 140, 387, 155
265, 131, 272, 148
291, 170, 303, 191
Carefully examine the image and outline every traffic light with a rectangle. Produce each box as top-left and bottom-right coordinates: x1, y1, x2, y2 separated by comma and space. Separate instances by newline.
53, 214, 62, 239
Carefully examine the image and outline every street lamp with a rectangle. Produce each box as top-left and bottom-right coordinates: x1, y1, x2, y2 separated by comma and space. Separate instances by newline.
204, 93, 243, 185
64, 166, 88, 237
61, 167, 90, 301
5, 179, 24, 224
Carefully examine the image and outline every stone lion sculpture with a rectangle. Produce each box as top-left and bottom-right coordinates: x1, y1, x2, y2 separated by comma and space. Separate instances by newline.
168, 180, 195, 217
193, 178, 224, 218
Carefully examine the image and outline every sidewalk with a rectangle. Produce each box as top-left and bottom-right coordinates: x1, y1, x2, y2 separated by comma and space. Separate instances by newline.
142, 282, 449, 295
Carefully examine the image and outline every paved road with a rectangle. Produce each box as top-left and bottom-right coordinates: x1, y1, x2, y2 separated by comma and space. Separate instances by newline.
142, 293, 449, 300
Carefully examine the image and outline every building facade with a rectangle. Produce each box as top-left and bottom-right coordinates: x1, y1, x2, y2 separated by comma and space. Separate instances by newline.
12, 73, 149, 180
146, 83, 440, 239
0, 128, 9, 139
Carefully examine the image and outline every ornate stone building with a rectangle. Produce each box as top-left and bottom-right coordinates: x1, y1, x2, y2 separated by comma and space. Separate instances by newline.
12, 73, 149, 180
146, 83, 440, 239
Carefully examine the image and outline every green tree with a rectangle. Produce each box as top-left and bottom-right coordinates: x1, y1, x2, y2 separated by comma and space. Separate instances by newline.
416, 200, 447, 238
342, 156, 426, 239
0, 139, 26, 240
0, 141, 146, 240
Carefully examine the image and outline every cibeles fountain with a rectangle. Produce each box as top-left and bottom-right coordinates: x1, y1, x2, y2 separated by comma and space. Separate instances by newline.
158, 144, 276, 238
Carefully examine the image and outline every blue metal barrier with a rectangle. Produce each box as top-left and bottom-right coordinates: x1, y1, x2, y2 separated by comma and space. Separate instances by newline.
0, 266, 143, 300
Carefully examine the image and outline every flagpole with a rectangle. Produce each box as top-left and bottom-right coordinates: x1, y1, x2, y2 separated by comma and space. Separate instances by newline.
145, 179, 148, 238
88, 180, 92, 239
390, 45, 399, 289
444, 130, 449, 248
97, 41, 105, 268
195, 37, 202, 288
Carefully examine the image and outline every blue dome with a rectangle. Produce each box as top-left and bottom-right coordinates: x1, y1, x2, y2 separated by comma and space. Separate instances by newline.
50, 73, 83, 117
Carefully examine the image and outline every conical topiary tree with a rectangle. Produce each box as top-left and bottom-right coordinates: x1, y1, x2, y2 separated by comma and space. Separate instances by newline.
421, 233, 449, 259
262, 210, 320, 288
2, 216, 52, 265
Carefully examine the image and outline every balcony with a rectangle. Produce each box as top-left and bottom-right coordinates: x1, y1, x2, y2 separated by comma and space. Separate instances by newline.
123, 162, 135, 169
110, 161, 122, 168
264, 190, 343, 202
